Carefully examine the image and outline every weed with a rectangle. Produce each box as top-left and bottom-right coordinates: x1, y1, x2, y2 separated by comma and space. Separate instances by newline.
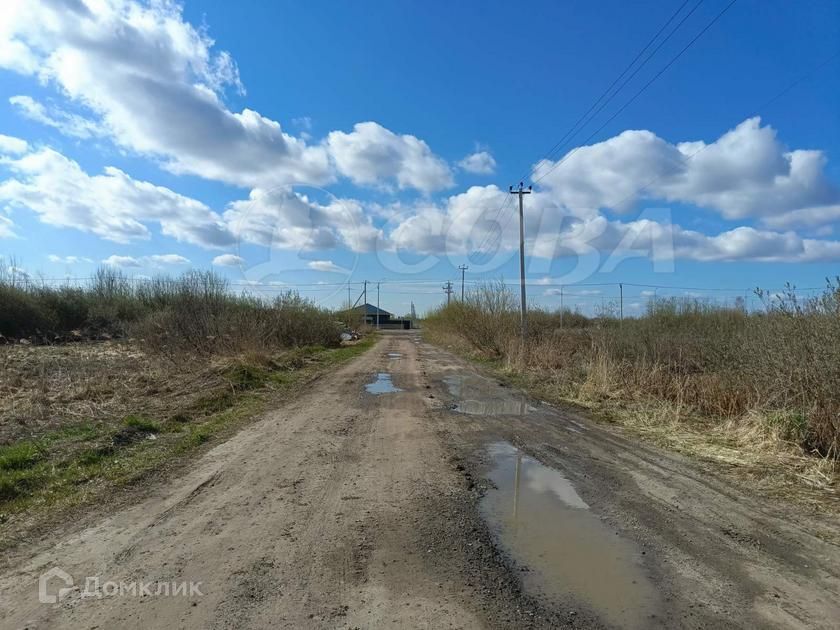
0, 442, 43, 471
0, 333, 377, 552
122, 415, 161, 433
0, 263, 342, 355
223, 364, 269, 391
425, 280, 840, 460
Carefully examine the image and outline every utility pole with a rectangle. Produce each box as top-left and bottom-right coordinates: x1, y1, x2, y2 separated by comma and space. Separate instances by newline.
458, 264, 468, 300
619, 282, 624, 325
509, 182, 531, 342
362, 280, 368, 327
376, 282, 381, 329
559, 285, 564, 327
347, 284, 352, 310
443, 281, 454, 306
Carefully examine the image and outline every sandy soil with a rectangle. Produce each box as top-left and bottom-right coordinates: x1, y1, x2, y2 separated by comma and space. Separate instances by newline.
1, 331, 839, 629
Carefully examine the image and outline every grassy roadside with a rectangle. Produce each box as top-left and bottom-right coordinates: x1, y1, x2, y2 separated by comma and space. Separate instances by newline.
0, 336, 376, 552
426, 330, 838, 512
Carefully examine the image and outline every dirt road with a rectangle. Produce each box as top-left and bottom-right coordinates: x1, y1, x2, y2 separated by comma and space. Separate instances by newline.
2, 332, 839, 629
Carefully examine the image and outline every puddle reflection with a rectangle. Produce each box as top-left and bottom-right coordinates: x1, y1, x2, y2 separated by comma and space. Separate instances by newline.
481, 442, 660, 628
443, 375, 535, 416
365, 372, 403, 394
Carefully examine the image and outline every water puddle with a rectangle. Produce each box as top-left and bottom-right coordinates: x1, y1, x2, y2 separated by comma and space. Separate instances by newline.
481, 442, 660, 628
365, 372, 403, 394
443, 374, 535, 416
387, 352, 402, 359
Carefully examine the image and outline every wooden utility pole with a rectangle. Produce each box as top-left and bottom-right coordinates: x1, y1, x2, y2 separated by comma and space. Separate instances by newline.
443, 281, 454, 305
509, 182, 531, 342
458, 264, 468, 300
376, 282, 381, 329
559, 285, 564, 327
619, 282, 624, 326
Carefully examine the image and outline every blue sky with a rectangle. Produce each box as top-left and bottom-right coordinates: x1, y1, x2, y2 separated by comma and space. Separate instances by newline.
0, 0, 839, 315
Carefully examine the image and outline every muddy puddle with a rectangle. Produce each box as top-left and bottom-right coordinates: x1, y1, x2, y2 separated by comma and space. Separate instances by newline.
387, 352, 402, 358
443, 374, 535, 416
365, 372, 403, 394
481, 442, 660, 628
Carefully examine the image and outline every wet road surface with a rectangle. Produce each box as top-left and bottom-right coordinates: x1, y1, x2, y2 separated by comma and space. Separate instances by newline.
2, 331, 839, 629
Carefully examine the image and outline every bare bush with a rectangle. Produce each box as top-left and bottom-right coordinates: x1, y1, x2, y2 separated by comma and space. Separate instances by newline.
425, 279, 840, 458
0, 264, 341, 357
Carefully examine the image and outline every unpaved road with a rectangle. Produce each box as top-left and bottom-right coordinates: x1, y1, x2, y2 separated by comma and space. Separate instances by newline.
2, 332, 840, 629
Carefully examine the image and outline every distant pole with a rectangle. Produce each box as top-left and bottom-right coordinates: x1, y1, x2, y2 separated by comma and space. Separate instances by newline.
443, 281, 454, 305
509, 182, 531, 343
619, 282, 624, 325
559, 285, 564, 327
458, 264, 468, 300
347, 284, 352, 309
376, 282, 381, 329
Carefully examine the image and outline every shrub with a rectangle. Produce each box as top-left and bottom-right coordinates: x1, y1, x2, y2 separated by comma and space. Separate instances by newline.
0, 261, 342, 356
425, 279, 840, 458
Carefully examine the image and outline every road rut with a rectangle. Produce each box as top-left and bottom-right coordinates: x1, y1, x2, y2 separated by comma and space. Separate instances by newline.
2, 332, 839, 629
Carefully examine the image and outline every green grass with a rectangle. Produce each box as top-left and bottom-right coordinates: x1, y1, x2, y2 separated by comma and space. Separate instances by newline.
122, 415, 162, 433
0, 441, 44, 471
0, 335, 377, 549
223, 363, 270, 390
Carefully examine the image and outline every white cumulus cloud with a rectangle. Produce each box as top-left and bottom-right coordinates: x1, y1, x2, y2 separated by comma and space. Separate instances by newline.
223, 187, 381, 253
101, 253, 191, 267
458, 150, 496, 175
47, 254, 93, 264
307, 259, 347, 273
327, 122, 453, 193
384, 184, 840, 264
532, 117, 839, 223
0, 146, 234, 247
102, 255, 140, 267
0, 214, 17, 238
146, 254, 190, 266
10, 95, 103, 139
0, 133, 28, 154
0, 0, 329, 188
212, 254, 244, 267
0, 1, 451, 193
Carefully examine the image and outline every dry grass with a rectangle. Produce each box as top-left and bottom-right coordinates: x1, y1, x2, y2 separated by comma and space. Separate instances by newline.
0, 265, 343, 354
0, 336, 376, 548
425, 281, 840, 498
1, 341, 248, 444
0, 262, 370, 546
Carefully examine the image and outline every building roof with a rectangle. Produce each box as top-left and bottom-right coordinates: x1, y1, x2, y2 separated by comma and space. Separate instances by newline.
352, 303, 392, 317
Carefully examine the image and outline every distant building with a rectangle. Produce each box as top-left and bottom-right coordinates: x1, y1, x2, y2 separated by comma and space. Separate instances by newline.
351, 303, 412, 329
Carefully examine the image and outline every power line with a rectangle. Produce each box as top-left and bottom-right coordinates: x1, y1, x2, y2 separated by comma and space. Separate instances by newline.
470, 189, 513, 259
527, 0, 700, 178
533, 0, 738, 185
604, 49, 840, 211
479, 6, 835, 283
474, 0, 703, 254
24, 274, 831, 295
